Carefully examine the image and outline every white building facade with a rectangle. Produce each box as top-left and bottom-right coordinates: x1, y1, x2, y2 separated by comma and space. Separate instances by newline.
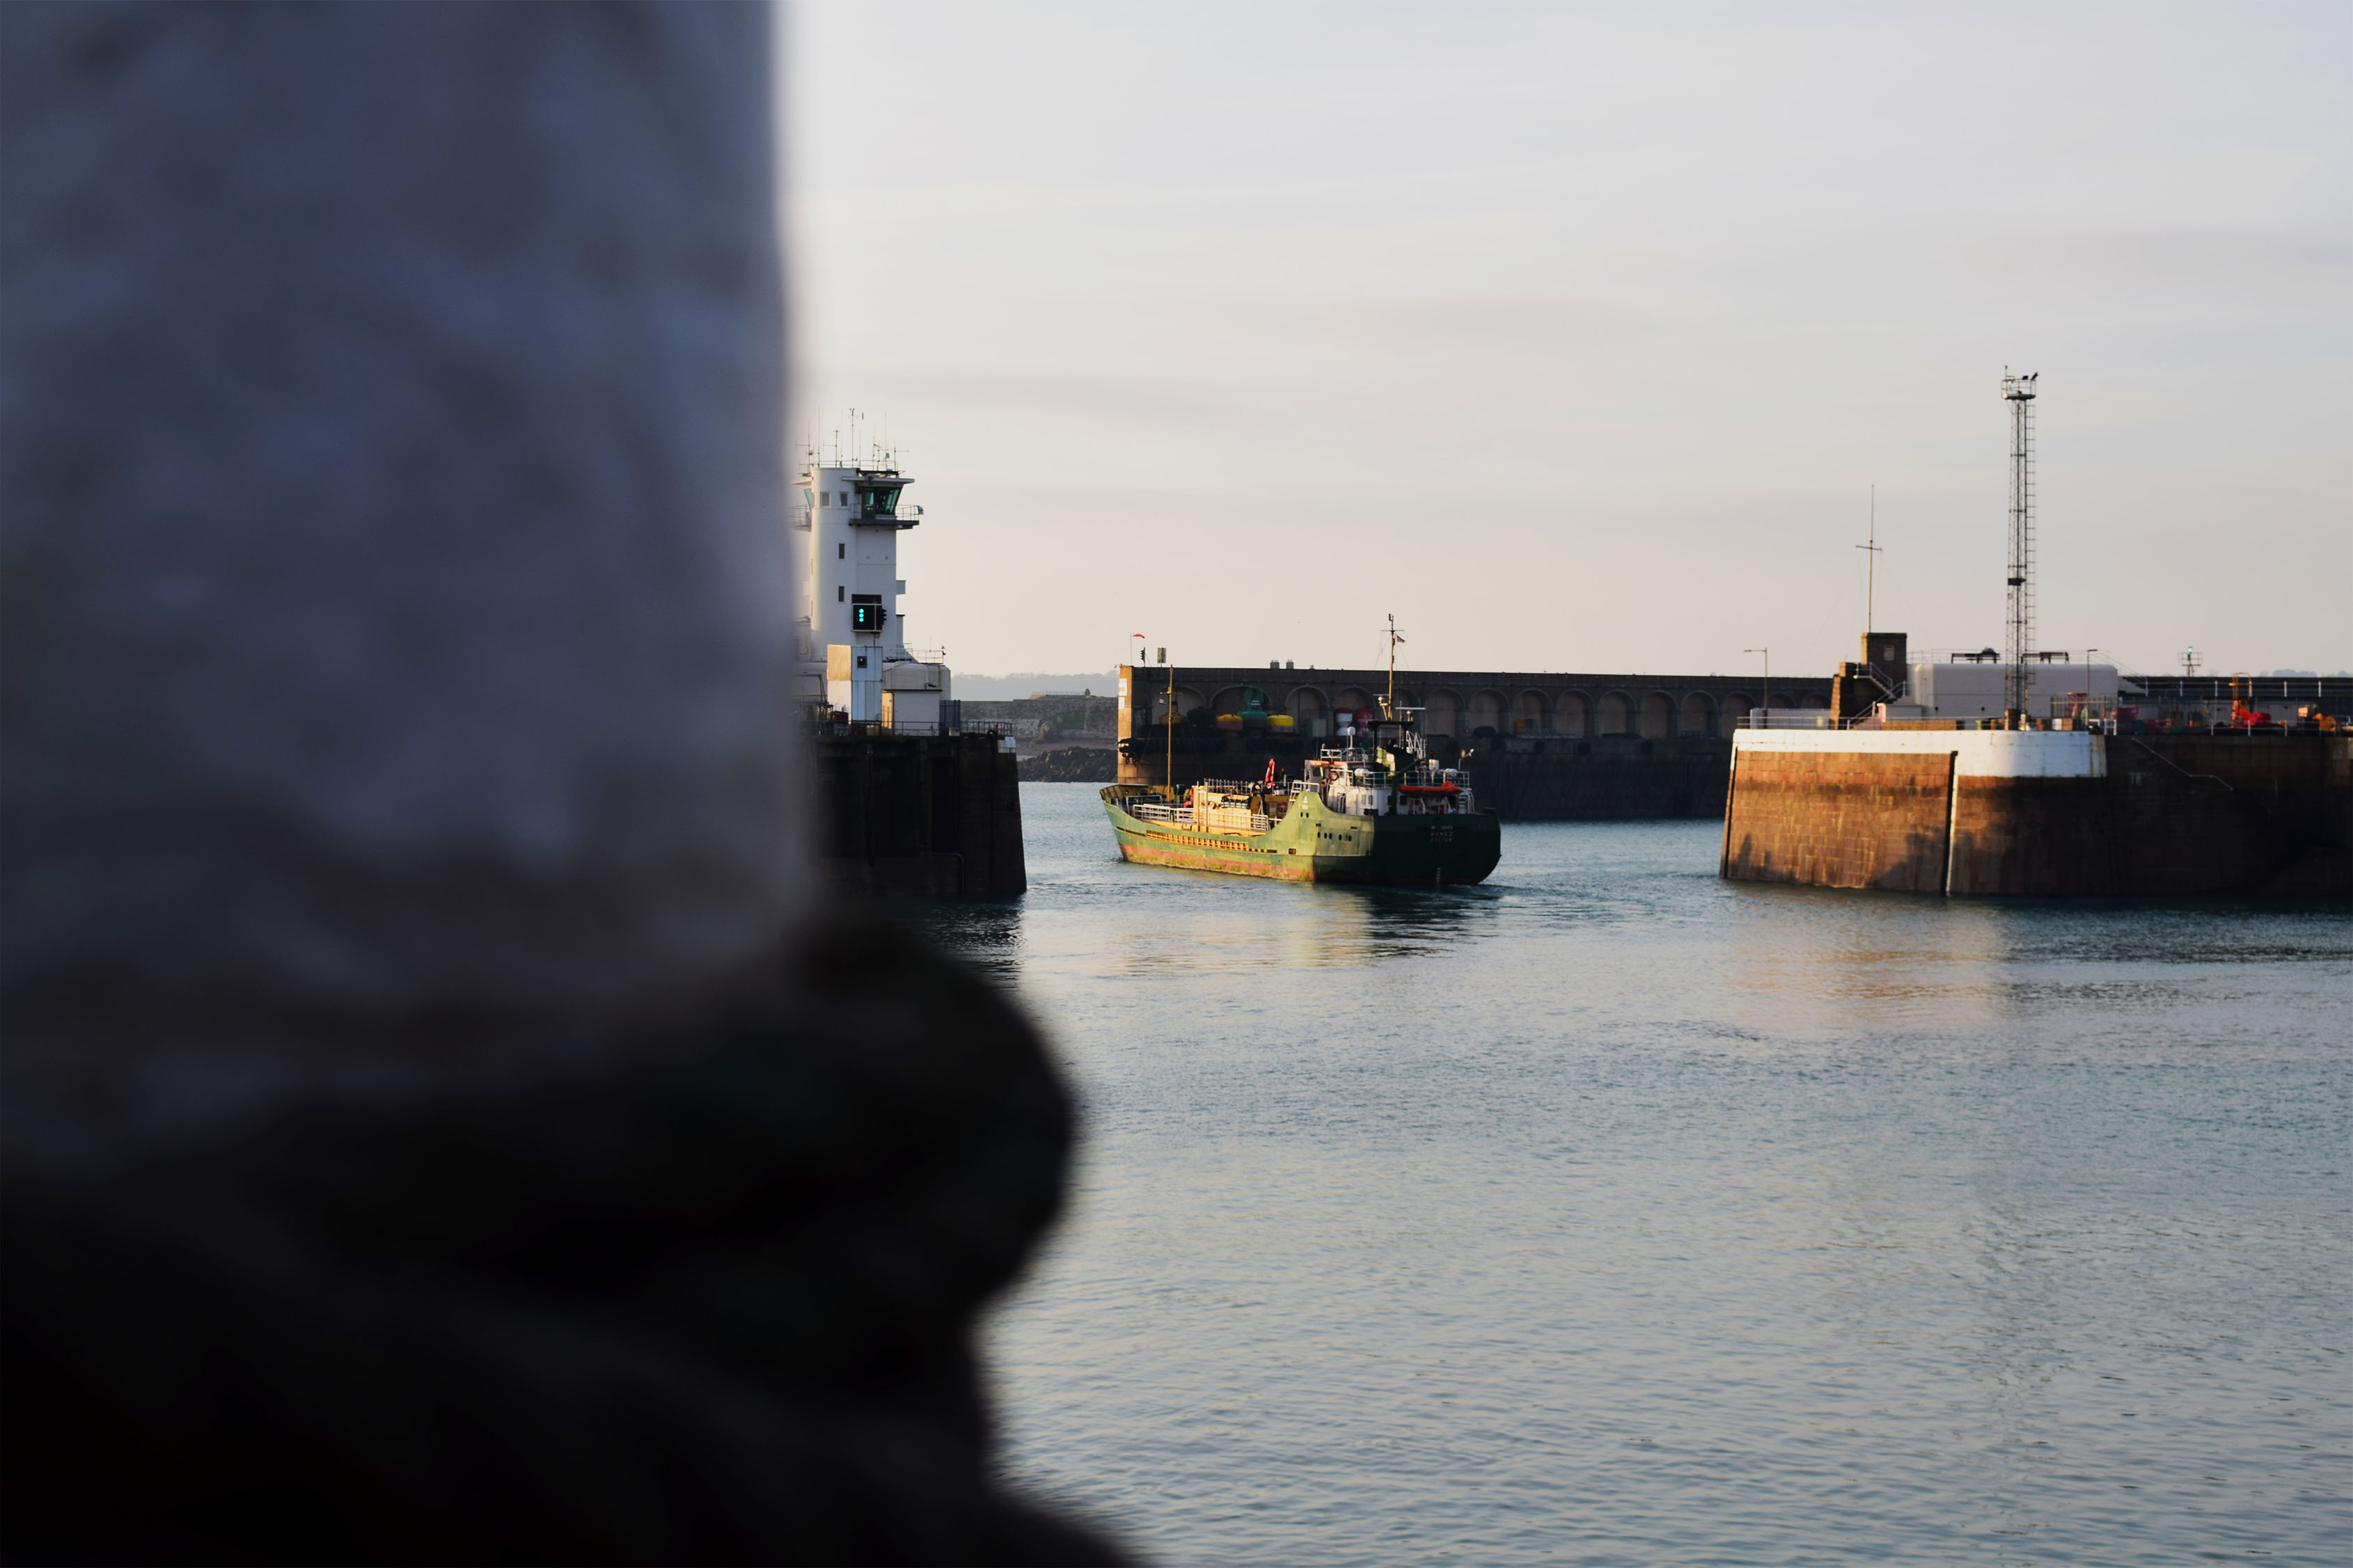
1904, 658, 2118, 723
796, 458, 951, 730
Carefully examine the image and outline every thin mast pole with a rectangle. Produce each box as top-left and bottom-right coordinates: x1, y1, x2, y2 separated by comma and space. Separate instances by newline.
1166, 660, 1175, 800
1865, 485, 1876, 635
1386, 614, 1397, 719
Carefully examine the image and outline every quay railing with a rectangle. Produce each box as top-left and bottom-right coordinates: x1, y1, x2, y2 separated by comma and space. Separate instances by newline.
805, 717, 1017, 749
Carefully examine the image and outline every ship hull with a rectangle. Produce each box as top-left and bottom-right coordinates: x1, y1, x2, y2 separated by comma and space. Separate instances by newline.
1101, 786, 1500, 885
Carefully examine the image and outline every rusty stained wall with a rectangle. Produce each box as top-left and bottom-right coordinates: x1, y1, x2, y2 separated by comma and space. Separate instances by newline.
1944, 778, 2113, 896
1721, 747, 1957, 892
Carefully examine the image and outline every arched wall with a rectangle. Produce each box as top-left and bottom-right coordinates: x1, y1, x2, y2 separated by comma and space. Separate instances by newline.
1289, 686, 1330, 736
1138, 670, 1831, 741
1423, 689, 1462, 737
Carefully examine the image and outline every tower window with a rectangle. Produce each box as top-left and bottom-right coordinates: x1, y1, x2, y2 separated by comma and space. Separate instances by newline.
837, 542, 845, 559
837, 586, 844, 601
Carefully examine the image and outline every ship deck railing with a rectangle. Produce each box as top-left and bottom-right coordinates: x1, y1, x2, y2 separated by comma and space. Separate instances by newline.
1731, 712, 1843, 730
1125, 799, 1276, 833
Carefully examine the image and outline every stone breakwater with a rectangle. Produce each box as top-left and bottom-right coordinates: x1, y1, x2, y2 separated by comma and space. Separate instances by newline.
1021, 747, 1119, 784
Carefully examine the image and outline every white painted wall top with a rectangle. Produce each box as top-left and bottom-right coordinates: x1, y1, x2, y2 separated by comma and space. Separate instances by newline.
1732, 727, 2104, 779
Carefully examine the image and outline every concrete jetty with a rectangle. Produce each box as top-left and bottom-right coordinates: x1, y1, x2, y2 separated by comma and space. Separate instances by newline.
1722, 727, 2352, 896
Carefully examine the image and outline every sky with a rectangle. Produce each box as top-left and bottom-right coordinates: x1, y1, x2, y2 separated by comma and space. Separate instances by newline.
785, 1, 2349, 682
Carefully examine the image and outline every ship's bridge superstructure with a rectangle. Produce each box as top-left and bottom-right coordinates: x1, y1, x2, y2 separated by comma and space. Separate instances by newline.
795, 454, 951, 731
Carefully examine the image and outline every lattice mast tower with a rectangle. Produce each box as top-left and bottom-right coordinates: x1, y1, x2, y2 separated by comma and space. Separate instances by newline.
2002, 370, 2040, 721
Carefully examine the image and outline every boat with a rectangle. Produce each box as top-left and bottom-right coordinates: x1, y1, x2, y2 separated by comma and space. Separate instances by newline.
1100, 708, 1501, 885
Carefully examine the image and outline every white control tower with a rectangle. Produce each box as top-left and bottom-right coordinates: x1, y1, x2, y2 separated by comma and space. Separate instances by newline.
795, 453, 951, 730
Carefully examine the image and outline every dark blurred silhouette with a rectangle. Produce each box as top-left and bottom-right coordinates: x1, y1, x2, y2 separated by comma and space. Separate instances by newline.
1, 3, 1116, 1560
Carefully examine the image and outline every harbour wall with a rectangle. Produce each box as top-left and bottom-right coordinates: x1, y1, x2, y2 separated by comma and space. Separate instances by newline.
1463, 736, 1731, 820
812, 729, 1026, 897
1722, 730, 2352, 897
1117, 663, 1829, 818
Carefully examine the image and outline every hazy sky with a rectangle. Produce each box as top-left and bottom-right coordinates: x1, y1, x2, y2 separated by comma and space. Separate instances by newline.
787, 2, 2348, 681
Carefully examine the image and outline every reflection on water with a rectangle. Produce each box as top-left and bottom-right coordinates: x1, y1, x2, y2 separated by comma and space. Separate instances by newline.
939, 786, 2350, 1567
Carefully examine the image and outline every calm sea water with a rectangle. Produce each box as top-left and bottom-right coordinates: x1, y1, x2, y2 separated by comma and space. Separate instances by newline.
924, 785, 2351, 1566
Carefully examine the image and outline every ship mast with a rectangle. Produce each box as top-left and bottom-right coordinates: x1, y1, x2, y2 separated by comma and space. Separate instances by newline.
1385, 614, 1401, 720
1165, 658, 1176, 800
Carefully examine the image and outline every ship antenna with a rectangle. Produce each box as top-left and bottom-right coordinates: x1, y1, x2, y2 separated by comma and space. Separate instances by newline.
1857, 484, 1882, 637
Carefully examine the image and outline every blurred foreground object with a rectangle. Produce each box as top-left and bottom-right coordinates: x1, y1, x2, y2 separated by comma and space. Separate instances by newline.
1, 3, 1112, 1559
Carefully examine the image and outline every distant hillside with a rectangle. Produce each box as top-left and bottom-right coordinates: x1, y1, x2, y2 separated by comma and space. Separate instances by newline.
953, 671, 1116, 701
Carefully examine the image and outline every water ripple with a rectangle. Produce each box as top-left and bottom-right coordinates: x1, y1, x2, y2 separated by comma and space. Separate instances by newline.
926, 789, 2352, 1566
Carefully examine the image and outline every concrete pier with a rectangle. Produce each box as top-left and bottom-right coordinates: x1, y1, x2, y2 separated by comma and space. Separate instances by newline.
1722, 729, 2352, 897
812, 729, 1026, 897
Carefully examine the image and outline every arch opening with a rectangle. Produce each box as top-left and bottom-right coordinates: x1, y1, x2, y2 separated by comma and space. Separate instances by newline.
1289, 686, 1331, 737
1422, 688, 1463, 740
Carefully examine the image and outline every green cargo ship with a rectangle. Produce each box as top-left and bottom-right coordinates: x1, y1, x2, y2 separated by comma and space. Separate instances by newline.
1101, 713, 1501, 885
